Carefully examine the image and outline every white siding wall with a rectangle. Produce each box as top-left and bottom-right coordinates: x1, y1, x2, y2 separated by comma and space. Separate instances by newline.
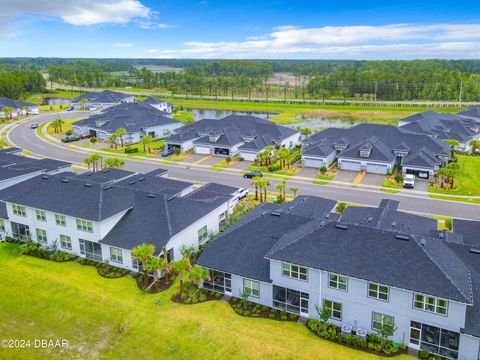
238, 151, 257, 161
280, 132, 301, 149
194, 145, 211, 154
458, 334, 480, 360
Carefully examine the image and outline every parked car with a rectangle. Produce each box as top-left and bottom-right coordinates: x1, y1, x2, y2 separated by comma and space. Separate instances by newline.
237, 188, 249, 199
80, 134, 92, 139
61, 135, 80, 143
243, 171, 263, 179
418, 172, 429, 179
161, 148, 175, 157
403, 174, 415, 189
30, 123, 38, 129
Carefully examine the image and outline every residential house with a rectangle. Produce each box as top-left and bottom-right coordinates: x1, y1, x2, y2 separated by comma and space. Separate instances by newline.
459, 105, 480, 120
197, 196, 480, 360
0, 97, 39, 117
399, 111, 480, 153
72, 102, 184, 144
141, 97, 173, 113
70, 90, 134, 110
0, 168, 240, 268
301, 124, 450, 177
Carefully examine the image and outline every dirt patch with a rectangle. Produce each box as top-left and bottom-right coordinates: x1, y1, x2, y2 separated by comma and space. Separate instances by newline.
135, 275, 173, 294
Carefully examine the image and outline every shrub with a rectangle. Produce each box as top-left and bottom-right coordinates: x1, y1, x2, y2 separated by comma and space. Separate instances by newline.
445, 218, 453, 231
174, 148, 181, 155
124, 147, 139, 154
280, 315, 287, 321
394, 173, 404, 182
267, 163, 281, 172
261, 306, 268, 312
271, 309, 277, 315
90, 136, 97, 144
336, 202, 347, 214
268, 314, 275, 319
215, 292, 222, 298
66, 130, 72, 136
280, 310, 287, 316
320, 166, 327, 174
289, 313, 298, 320
419, 350, 429, 359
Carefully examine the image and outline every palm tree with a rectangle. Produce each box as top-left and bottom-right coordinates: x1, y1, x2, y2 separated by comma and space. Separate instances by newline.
258, 179, 270, 202
0, 138, 8, 150
290, 187, 299, 198
83, 156, 93, 171
131, 243, 155, 285
107, 134, 117, 149
276, 182, 285, 203
180, 244, 196, 264
276, 147, 290, 169
252, 176, 262, 201
444, 139, 460, 159
186, 265, 210, 289
171, 258, 190, 299
115, 128, 127, 148
144, 256, 168, 291
469, 139, 480, 154
141, 135, 153, 153
2, 106, 14, 122
104, 158, 125, 169
89, 154, 102, 172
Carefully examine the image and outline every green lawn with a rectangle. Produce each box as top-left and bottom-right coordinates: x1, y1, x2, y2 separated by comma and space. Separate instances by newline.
429, 155, 480, 196
100, 139, 165, 157
46, 119, 81, 136
0, 243, 412, 360
172, 110, 195, 124
381, 178, 402, 194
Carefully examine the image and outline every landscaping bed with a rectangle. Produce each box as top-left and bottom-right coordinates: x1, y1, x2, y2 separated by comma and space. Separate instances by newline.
18, 241, 77, 262
171, 288, 222, 304
79, 258, 129, 278
307, 319, 408, 357
229, 298, 299, 322
135, 273, 174, 294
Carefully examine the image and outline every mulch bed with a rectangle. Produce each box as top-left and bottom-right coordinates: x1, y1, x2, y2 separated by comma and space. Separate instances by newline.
135, 275, 173, 294
171, 290, 222, 304
228, 298, 299, 322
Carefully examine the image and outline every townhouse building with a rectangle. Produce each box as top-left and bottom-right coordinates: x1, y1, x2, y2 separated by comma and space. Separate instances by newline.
198, 197, 480, 360
0, 168, 240, 268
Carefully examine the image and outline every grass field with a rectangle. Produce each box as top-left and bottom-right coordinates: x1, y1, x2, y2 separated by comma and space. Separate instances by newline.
100, 139, 165, 157
170, 99, 458, 125
429, 155, 480, 196
0, 243, 413, 360
46, 119, 80, 136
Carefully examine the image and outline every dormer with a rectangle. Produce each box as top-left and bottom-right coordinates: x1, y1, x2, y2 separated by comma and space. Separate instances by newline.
208, 133, 221, 143
359, 143, 373, 158
95, 120, 108, 128
333, 138, 349, 152
242, 136, 256, 143
394, 143, 410, 157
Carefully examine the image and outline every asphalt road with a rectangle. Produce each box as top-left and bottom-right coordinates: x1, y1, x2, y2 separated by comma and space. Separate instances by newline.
7, 113, 480, 220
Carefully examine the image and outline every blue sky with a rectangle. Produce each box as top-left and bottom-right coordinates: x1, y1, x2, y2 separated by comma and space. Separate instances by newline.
1, 0, 480, 59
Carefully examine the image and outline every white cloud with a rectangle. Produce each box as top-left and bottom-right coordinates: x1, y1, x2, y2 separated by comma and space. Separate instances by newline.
113, 43, 133, 48
175, 23, 480, 59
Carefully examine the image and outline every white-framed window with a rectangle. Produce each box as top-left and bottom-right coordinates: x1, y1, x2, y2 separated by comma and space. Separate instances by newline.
76, 218, 93, 233
413, 293, 448, 316
0, 219, 5, 232
368, 283, 389, 301
35, 209, 46, 221
55, 214, 66, 226
36, 228, 47, 243
328, 273, 348, 291
281, 262, 308, 281
243, 278, 260, 298
12, 204, 26, 217
110, 247, 123, 264
198, 225, 208, 243
372, 312, 394, 334
60, 235, 72, 250
323, 299, 342, 321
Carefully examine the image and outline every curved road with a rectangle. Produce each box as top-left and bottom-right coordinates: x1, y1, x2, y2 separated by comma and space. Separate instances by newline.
7, 113, 480, 220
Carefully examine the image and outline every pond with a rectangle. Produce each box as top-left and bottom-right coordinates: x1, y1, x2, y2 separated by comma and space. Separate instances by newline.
288, 114, 357, 131
42, 97, 71, 105
186, 108, 278, 121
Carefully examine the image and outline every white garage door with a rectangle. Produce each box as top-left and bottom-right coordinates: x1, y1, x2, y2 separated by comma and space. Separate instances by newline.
366, 162, 389, 174
340, 160, 361, 171
239, 152, 257, 161
303, 157, 325, 168
194, 145, 211, 155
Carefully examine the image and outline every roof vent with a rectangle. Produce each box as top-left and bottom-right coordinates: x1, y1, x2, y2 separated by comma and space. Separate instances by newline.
420, 238, 427, 246
41, 175, 49, 180
85, 172, 93, 176
103, 185, 112, 190
325, 213, 330, 219
84, 183, 93, 187
102, 169, 110, 173
138, 177, 145, 181
271, 211, 281, 217
147, 194, 155, 198
469, 248, 480, 255
129, 181, 136, 185
391, 221, 396, 227
395, 234, 409, 241
367, 216, 373, 222
335, 224, 348, 230
61, 179, 70, 183
167, 195, 176, 201
439, 232, 444, 239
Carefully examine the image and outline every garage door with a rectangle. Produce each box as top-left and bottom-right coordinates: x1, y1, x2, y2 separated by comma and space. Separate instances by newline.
303, 157, 325, 168
194, 145, 211, 154
340, 160, 361, 171
239, 152, 257, 161
366, 162, 389, 174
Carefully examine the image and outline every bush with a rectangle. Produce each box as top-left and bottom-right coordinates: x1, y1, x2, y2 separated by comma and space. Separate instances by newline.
66, 130, 72, 136
336, 202, 347, 214
320, 166, 327, 174
280, 315, 287, 321
124, 147, 139, 154
268, 313, 275, 319
215, 292, 222, 298
90, 136, 97, 144
289, 313, 298, 320
271, 309, 277, 315
267, 163, 281, 172
261, 306, 268, 312
394, 173, 404, 182
419, 349, 429, 359
445, 218, 453, 231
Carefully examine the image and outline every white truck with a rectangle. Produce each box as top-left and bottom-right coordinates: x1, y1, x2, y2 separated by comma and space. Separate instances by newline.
403, 174, 415, 189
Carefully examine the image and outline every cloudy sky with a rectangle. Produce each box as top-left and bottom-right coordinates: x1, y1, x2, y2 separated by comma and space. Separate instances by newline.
0, 0, 480, 59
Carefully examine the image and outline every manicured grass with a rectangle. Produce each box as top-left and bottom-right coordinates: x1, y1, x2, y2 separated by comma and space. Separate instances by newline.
247, 165, 298, 177
429, 155, 480, 196
46, 118, 81, 136
432, 215, 453, 231
381, 178, 402, 194
0, 243, 413, 360
429, 195, 480, 205
100, 139, 165, 157
169, 99, 456, 126
172, 110, 195, 124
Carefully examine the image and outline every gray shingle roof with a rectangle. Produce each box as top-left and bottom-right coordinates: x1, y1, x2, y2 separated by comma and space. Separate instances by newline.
453, 219, 480, 248
459, 105, 480, 119
71, 90, 132, 104
0, 152, 70, 182
0, 97, 37, 111
74, 102, 181, 134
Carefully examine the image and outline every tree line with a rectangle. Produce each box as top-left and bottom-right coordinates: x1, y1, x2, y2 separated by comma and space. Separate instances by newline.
0, 69, 46, 99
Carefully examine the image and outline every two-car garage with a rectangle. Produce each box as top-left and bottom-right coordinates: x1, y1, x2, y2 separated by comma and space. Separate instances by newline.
339, 159, 391, 174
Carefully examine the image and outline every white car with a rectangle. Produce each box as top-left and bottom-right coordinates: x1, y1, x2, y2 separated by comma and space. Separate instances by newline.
237, 188, 249, 199
403, 174, 415, 189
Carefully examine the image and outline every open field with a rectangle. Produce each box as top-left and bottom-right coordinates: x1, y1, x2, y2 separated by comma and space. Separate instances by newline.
429, 155, 480, 196
0, 243, 412, 360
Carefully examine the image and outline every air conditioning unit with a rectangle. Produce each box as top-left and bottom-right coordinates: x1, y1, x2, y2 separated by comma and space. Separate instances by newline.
341, 324, 352, 337
356, 328, 368, 342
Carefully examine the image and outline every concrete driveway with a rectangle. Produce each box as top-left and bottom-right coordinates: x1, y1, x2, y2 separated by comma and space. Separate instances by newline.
335, 170, 359, 184
202, 156, 223, 166
230, 160, 253, 170
361, 173, 385, 187
180, 154, 210, 164
298, 167, 319, 179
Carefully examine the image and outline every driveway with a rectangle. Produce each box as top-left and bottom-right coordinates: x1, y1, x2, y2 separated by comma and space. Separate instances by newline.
180, 154, 209, 164
202, 156, 223, 166
298, 167, 319, 179
230, 160, 253, 170
361, 173, 385, 187
334, 170, 359, 185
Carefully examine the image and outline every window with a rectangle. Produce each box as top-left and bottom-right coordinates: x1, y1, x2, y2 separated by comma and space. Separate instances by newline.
0, 219, 4, 232
410, 321, 459, 359
35, 209, 46, 221
55, 214, 66, 226
328, 273, 348, 291
36, 228, 47, 243
79, 239, 102, 262
76, 218, 93, 232
273, 285, 309, 315
11, 222, 30, 241
368, 283, 389, 301
323, 299, 342, 321
372, 312, 394, 334
243, 278, 260, 298
12, 204, 26, 217
198, 225, 208, 243
60, 235, 72, 250
413, 293, 448, 316
281, 263, 308, 281
203, 270, 231, 294
110, 247, 123, 264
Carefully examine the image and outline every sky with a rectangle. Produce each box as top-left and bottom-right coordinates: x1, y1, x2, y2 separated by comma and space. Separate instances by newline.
0, 0, 480, 59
